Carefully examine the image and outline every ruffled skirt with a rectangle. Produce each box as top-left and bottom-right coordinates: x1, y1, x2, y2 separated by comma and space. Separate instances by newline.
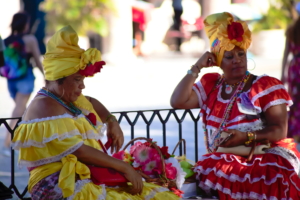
30, 171, 179, 200
194, 139, 300, 199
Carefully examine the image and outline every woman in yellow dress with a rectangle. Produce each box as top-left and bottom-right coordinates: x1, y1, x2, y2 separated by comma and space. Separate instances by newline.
11, 25, 179, 200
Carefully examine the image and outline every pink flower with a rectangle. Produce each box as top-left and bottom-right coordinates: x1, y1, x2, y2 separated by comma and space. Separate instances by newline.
227, 22, 244, 42
129, 141, 143, 154
142, 160, 160, 175
112, 150, 125, 160
165, 163, 177, 180
132, 145, 152, 164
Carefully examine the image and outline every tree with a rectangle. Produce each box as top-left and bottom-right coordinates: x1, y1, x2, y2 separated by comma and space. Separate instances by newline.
41, 0, 116, 36
253, 0, 300, 32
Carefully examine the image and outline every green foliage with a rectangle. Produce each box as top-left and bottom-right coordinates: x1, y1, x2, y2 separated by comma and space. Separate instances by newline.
41, 0, 116, 36
252, 0, 300, 32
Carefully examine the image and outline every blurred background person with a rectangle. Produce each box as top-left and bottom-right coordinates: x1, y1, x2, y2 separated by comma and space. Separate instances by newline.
281, 2, 300, 142
0, 36, 4, 66
0, 12, 44, 156
172, 0, 183, 52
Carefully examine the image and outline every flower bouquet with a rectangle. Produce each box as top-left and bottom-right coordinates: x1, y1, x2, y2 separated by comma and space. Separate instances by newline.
112, 137, 188, 193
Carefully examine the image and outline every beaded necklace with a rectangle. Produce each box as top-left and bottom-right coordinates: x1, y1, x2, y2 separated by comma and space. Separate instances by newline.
37, 88, 96, 128
224, 71, 250, 94
203, 71, 251, 153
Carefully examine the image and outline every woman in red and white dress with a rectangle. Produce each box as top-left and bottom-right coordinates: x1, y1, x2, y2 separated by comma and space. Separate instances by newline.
171, 12, 300, 199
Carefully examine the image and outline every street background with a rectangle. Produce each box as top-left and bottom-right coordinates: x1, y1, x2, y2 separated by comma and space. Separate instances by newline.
0, 0, 297, 199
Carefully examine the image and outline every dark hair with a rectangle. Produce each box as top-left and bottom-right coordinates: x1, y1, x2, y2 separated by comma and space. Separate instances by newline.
286, 16, 300, 45
45, 77, 66, 85
11, 12, 30, 34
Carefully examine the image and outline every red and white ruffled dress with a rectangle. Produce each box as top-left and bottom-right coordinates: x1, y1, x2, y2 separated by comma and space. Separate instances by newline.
192, 73, 300, 199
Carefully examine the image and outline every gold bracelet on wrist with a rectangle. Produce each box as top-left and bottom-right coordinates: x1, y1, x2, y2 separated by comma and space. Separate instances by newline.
105, 114, 117, 123
245, 131, 255, 145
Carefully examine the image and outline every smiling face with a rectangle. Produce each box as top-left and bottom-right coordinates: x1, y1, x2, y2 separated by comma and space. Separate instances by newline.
220, 46, 247, 81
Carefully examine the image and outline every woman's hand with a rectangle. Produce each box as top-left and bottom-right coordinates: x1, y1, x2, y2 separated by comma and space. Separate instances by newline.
123, 166, 143, 195
106, 121, 124, 154
194, 51, 217, 69
219, 129, 248, 147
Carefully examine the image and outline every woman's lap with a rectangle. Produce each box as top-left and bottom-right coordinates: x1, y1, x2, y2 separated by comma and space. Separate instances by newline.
30, 172, 178, 200
194, 152, 300, 199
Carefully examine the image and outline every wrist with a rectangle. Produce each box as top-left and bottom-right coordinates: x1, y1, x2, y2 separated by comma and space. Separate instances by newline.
245, 131, 256, 145
191, 64, 201, 73
105, 114, 117, 123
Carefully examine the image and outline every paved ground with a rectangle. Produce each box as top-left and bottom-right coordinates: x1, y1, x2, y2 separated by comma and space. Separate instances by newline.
0, 50, 287, 199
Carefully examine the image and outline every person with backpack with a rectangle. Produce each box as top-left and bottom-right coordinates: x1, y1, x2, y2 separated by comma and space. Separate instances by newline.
0, 36, 4, 66
1, 12, 44, 156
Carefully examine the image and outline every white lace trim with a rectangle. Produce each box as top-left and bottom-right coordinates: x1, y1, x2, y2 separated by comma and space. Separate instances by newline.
227, 114, 246, 124
192, 82, 205, 108
217, 85, 230, 103
20, 113, 76, 124
17, 142, 83, 167
226, 119, 265, 132
144, 187, 170, 200
205, 119, 264, 133
11, 129, 103, 150
265, 146, 300, 175
69, 181, 106, 200
207, 115, 222, 123
251, 84, 287, 109
192, 85, 204, 108
195, 154, 299, 199
198, 179, 281, 200
263, 99, 293, 112
252, 74, 268, 85
195, 81, 207, 101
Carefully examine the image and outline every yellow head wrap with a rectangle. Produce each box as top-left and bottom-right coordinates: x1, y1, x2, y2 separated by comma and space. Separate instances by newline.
204, 12, 251, 66
43, 25, 102, 80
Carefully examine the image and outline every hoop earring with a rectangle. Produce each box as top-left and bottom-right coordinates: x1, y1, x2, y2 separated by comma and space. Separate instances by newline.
247, 58, 256, 71
58, 88, 65, 99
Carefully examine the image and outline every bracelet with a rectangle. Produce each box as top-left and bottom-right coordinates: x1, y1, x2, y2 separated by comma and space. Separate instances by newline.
245, 131, 255, 145
105, 114, 117, 123
191, 65, 201, 73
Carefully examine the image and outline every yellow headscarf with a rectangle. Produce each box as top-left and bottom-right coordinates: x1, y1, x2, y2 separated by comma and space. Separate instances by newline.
43, 25, 102, 81
204, 12, 251, 66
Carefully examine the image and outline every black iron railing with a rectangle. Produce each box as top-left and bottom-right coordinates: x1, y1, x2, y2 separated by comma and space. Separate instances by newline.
0, 108, 202, 200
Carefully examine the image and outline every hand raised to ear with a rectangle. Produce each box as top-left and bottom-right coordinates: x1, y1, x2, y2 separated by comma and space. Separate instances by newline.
194, 51, 217, 69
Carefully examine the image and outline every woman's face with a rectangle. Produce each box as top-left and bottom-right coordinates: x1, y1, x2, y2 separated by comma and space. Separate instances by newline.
220, 46, 247, 80
57, 72, 85, 103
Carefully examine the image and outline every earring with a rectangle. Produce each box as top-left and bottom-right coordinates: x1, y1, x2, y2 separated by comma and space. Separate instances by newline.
247, 58, 256, 71
58, 88, 65, 99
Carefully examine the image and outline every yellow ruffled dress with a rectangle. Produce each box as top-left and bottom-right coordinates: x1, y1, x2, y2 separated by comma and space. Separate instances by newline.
12, 95, 179, 200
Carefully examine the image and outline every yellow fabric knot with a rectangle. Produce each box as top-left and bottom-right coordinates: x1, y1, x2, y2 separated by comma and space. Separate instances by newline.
59, 154, 90, 198
43, 25, 102, 81
77, 48, 101, 70
204, 12, 252, 66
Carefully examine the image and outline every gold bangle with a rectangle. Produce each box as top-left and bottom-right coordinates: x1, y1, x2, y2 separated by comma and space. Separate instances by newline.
245, 131, 255, 145
105, 114, 117, 123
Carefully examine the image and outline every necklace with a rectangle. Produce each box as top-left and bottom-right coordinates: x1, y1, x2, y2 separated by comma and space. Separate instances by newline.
224, 71, 250, 94
38, 88, 82, 116
203, 71, 251, 153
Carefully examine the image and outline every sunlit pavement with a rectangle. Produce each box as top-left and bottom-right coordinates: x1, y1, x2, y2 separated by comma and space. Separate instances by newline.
0, 51, 287, 199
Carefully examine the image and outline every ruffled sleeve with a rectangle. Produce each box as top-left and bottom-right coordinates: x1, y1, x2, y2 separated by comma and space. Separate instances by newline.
248, 75, 293, 113
11, 114, 105, 167
192, 73, 221, 108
